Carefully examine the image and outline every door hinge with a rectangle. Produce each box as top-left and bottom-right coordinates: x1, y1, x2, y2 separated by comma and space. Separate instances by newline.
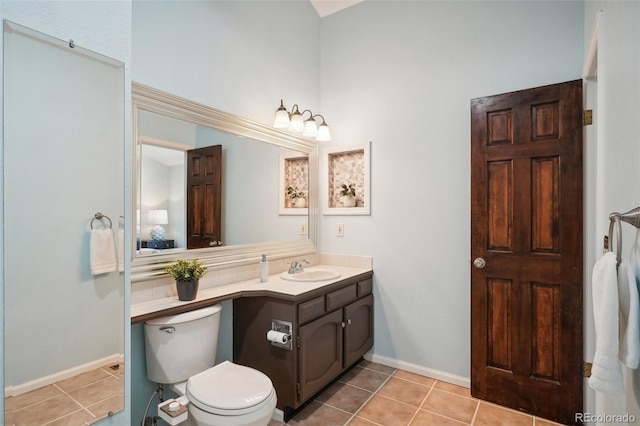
583, 110, 593, 126
584, 361, 592, 377
296, 383, 301, 395
296, 336, 300, 349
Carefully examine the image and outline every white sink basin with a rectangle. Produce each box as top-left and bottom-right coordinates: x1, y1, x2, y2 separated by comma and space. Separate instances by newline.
280, 269, 341, 282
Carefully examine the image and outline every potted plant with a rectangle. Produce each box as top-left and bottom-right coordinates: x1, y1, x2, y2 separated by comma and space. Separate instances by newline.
287, 186, 307, 208
165, 259, 208, 301
339, 183, 357, 207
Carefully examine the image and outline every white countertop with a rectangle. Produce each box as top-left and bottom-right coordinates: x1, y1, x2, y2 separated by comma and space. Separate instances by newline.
131, 264, 372, 321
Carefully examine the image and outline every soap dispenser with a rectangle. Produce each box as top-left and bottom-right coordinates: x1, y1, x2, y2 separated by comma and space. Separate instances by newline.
259, 254, 269, 282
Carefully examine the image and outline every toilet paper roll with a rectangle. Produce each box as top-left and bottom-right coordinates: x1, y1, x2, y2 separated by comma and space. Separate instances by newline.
266, 330, 289, 344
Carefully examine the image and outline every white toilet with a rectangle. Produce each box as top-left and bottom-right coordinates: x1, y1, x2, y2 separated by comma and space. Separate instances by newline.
144, 305, 277, 426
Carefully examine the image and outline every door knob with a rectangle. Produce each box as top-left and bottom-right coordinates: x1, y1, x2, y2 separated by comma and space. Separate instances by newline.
473, 257, 486, 269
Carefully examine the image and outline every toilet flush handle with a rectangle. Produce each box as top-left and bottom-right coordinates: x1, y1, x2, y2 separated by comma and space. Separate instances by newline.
160, 326, 176, 334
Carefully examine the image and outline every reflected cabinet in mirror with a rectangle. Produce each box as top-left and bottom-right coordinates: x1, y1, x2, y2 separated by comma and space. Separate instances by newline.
132, 83, 319, 282
3, 21, 125, 424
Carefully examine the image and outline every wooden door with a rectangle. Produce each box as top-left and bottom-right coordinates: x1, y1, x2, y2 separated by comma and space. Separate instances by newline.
298, 309, 343, 403
343, 295, 374, 367
470, 80, 583, 425
187, 145, 222, 249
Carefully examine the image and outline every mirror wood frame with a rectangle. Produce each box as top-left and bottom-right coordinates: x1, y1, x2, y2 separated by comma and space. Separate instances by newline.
131, 83, 318, 282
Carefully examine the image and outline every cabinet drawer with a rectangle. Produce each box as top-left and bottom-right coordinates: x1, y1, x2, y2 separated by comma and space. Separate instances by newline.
298, 296, 325, 324
358, 279, 373, 297
326, 284, 357, 311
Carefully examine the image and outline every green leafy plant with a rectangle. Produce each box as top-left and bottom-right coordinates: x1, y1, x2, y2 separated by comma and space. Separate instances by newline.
165, 259, 208, 281
287, 186, 305, 200
339, 183, 356, 197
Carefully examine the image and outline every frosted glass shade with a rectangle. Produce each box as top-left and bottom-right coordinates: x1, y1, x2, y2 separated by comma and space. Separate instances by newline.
289, 111, 304, 132
303, 119, 318, 138
316, 123, 332, 141
273, 107, 290, 129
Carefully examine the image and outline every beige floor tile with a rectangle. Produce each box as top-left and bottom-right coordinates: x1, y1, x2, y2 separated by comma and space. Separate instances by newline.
420, 389, 478, 424
4, 385, 63, 412
44, 409, 96, 426
347, 416, 380, 425
534, 417, 567, 426
339, 367, 390, 392
357, 395, 418, 426
433, 381, 471, 398
392, 370, 436, 388
410, 409, 468, 425
86, 394, 125, 421
377, 377, 430, 407
55, 368, 111, 393
7, 394, 83, 425
287, 400, 352, 426
103, 362, 124, 377
358, 360, 397, 375
315, 381, 373, 414
474, 402, 533, 426
68, 376, 123, 407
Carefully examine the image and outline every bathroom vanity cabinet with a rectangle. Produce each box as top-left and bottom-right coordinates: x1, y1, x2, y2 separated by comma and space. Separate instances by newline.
233, 272, 373, 420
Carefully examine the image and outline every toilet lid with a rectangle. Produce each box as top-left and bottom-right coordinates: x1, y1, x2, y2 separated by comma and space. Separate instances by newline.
186, 361, 274, 413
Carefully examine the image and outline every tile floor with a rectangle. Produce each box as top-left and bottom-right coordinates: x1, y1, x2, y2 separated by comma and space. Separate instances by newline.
270, 360, 567, 426
4, 362, 124, 426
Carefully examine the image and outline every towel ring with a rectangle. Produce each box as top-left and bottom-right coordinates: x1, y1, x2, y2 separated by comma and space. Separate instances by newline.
91, 212, 112, 229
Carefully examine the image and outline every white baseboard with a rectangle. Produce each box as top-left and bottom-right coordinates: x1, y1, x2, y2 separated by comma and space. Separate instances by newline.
5, 353, 124, 397
364, 352, 471, 389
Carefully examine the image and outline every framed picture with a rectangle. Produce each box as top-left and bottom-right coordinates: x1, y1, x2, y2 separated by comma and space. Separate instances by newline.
279, 152, 309, 215
322, 142, 371, 215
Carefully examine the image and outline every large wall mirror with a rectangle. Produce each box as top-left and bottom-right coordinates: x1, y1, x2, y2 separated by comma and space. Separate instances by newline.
131, 83, 318, 282
4, 21, 124, 423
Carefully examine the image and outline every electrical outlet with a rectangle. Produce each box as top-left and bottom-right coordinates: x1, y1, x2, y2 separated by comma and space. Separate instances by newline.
300, 223, 307, 235
337, 223, 344, 237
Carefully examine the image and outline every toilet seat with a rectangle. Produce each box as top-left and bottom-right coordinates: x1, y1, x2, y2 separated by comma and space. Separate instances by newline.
186, 361, 275, 416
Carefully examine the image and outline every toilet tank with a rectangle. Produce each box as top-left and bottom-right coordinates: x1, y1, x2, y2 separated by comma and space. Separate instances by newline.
144, 305, 222, 384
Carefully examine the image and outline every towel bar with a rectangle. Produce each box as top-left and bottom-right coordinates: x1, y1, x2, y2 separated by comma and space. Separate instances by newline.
607, 207, 640, 266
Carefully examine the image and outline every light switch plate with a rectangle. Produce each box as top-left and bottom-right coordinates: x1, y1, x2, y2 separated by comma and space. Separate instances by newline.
337, 223, 344, 237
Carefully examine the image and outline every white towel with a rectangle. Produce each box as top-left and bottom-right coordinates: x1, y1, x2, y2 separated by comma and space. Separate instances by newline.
117, 229, 125, 272
589, 251, 624, 393
618, 257, 640, 368
90, 228, 117, 275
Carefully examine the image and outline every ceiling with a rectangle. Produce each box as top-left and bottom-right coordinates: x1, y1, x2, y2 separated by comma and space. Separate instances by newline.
309, 0, 364, 17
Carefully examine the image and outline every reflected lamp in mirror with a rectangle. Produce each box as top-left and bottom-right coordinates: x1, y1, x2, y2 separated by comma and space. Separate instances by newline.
273, 100, 332, 142
148, 209, 168, 241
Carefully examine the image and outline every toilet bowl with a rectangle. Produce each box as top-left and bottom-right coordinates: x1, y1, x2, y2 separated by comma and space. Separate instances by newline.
144, 305, 277, 426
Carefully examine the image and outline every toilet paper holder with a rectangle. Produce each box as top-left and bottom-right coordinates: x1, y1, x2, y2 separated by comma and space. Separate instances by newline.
269, 319, 292, 350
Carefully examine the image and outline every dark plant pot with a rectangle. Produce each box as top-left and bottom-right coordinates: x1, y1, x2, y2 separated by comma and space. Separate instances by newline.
176, 280, 199, 301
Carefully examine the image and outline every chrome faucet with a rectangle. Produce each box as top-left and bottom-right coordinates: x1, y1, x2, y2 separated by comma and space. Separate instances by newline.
287, 259, 310, 274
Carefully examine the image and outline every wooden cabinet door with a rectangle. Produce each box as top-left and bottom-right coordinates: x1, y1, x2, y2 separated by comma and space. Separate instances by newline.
298, 309, 343, 403
343, 295, 374, 367
187, 145, 222, 249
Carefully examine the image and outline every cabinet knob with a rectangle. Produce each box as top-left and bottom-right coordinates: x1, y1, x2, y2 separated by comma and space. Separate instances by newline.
347, 319, 352, 325
341, 322, 346, 328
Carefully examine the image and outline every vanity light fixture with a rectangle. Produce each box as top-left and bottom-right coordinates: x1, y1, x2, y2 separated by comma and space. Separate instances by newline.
273, 100, 332, 141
